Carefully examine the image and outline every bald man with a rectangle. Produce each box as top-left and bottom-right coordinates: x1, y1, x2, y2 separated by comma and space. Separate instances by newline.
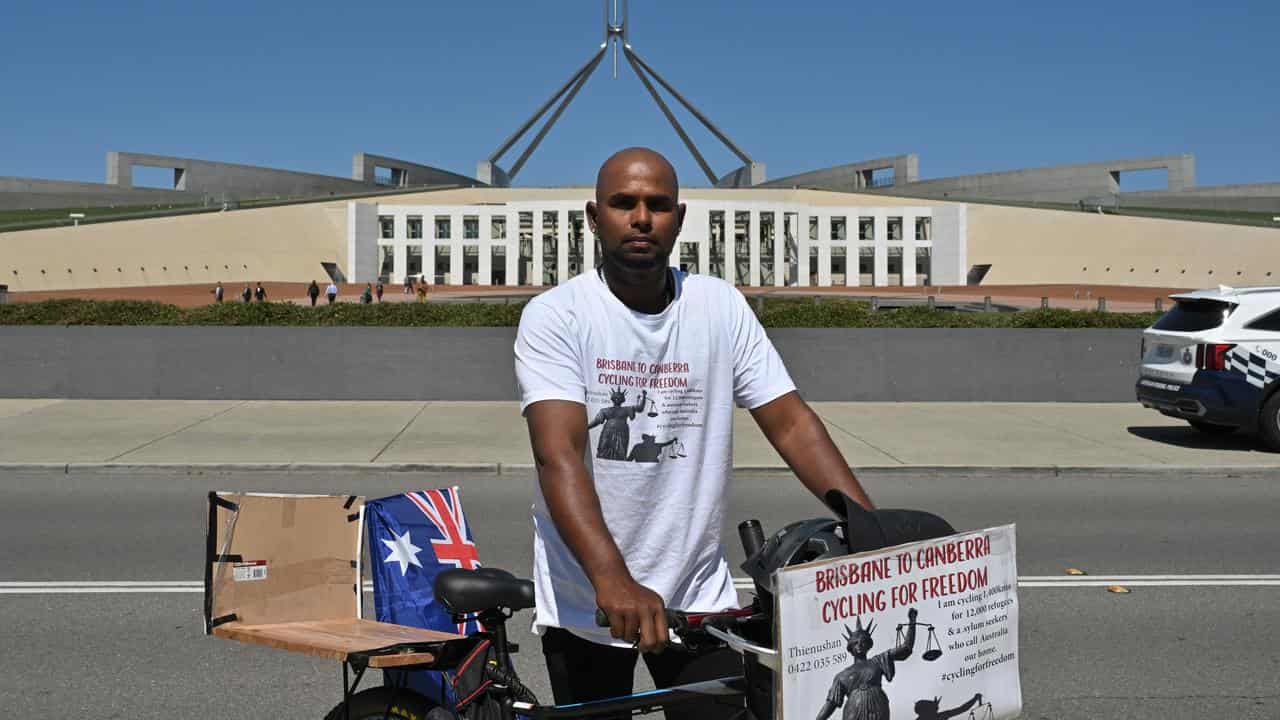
515, 148, 873, 714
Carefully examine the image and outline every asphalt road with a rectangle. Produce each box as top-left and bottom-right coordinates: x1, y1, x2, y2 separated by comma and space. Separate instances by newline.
0, 468, 1277, 719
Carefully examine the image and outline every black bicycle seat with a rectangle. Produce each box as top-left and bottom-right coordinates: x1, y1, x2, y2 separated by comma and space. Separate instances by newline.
434, 567, 535, 615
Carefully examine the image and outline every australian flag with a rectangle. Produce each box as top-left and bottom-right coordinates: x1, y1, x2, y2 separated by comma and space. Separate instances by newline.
366, 488, 483, 704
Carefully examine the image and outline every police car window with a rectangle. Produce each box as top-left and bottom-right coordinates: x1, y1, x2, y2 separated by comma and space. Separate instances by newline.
1246, 308, 1280, 331
1152, 300, 1235, 331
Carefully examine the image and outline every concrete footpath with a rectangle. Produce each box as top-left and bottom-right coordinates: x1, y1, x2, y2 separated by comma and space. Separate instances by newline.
1, 399, 1278, 473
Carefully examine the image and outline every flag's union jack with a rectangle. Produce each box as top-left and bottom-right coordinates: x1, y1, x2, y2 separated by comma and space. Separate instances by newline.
405, 488, 481, 573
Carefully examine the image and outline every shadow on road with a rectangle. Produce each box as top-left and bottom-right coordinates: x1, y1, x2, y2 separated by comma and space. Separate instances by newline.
1127, 425, 1266, 453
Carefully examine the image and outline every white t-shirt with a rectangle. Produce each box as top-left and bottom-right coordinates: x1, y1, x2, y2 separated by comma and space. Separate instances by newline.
514, 269, 795, 645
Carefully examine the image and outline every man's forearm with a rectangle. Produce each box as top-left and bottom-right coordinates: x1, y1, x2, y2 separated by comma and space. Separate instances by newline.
770, 404, 874, 510
536, 456, 632, 587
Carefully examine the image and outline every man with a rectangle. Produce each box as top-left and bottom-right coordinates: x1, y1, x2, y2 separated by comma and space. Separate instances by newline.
254, 282, 267, 303
308, 280, 320, 307
325, 280, 338, 305
514, 148, 873, 715
212, 281, 224, 304
240, 283, 252, 304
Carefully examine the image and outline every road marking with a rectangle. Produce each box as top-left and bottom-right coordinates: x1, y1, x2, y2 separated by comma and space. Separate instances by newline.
3, 575, 1280, 594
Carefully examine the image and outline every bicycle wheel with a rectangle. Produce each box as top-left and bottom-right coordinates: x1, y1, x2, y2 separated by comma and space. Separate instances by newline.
322, 687, 442, 720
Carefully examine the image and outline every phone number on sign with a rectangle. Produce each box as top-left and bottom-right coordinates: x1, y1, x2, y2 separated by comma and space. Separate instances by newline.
785, 650, 846, 675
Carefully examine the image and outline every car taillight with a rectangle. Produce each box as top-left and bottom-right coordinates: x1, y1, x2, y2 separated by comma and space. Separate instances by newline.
1196, 343, 1236, 371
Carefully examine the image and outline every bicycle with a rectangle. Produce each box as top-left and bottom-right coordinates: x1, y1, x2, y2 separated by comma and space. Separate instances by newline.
320, 490, 956, 720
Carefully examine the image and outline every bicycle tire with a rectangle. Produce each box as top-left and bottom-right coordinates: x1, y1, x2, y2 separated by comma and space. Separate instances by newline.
321, 686, 442, 720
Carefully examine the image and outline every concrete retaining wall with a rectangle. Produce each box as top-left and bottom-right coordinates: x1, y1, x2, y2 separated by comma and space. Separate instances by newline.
0, 327, 1141, 401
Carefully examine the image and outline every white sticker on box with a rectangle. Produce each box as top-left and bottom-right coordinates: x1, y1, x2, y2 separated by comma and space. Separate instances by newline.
233, 561, 268, 582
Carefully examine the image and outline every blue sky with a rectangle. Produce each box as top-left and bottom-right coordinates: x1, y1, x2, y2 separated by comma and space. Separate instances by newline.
2, 0, 1277, 189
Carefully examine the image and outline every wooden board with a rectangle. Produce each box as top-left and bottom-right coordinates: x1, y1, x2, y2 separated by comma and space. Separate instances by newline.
213, 618, 465, 668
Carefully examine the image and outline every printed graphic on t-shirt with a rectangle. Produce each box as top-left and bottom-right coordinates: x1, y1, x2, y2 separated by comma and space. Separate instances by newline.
587, 358, 701, 464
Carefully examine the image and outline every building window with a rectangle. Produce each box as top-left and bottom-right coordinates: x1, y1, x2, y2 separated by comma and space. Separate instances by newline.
378, 216, 394, 239
434, 216, 451, 239
759, 213, 775, 285
831, 217, 847, 241
859, 246, 874, 284
680, 242, 699, 275
379, 245, 395, 280
463, 216, 479, 241
887, 246, 904, 286
916, 217, 931, 242
491, 245, 507, 285
888, 217, 903, 241
733, 211, 750, 286
542, 212, 558, 285
491, 216, 507, 240
407, 216, 423, 240
567, 211, 586, 278
709, 211, 726, 280
859, 217, 874, 241
915, 247, 932, 286
832, 245, 847, 286
463, 245, 479, 284
518, 212, 534, 285
406, 245, 423, 279
434, 246, 450, 284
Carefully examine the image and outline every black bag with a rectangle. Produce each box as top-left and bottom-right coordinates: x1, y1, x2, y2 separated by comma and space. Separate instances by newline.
448, 632, 522, 717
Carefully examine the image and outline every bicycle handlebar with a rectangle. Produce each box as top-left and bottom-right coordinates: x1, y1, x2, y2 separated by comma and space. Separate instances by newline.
594, 606, 759, 634
594, 608, 687, 630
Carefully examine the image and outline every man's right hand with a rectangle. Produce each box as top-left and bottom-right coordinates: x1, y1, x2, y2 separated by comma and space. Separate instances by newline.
596, 576, 669, 653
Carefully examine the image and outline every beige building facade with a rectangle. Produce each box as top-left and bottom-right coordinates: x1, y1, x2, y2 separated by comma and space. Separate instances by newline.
2, 186, 1277, 293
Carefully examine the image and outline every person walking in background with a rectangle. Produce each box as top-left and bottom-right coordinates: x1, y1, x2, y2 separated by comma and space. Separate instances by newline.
211, 281, 224, 304
362, 283, 374, 304
403, 274, 413, 295
308, 280, 320, 307
416, 284, 427, 303
375, 282, 384, 303
241, 283, 252, 303
254, 282, 267, 303
325, 281, 338, 305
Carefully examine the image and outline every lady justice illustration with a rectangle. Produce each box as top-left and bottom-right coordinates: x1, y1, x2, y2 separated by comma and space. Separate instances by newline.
815, 608, 921, 720
587, 388, 648, 460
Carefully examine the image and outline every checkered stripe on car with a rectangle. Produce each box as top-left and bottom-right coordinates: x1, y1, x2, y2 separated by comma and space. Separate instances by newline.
1225, 348, 1280, 389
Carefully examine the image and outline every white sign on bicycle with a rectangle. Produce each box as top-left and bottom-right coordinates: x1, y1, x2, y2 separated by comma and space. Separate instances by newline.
775, 525, 1022, 720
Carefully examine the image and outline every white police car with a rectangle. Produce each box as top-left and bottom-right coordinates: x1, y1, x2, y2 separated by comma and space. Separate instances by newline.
1136, 285, 1280, 449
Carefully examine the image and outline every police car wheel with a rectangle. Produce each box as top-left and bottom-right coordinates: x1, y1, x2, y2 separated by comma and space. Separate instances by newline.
1187, 420, 1237, 435
1258, 393, 1280, 452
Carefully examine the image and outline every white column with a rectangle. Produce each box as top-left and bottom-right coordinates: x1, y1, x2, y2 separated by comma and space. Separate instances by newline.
531, 211, 543, 287
722, 209, 735, 284
775, 213, 786, 287
846, 217, 858, 287
394, 243, 406, 283
557, 208, 570, 283
748, 209, 761, 287
901, 213, 917, 287
873, 213, 888, 287
817, 213, 832, 287
478, 212, 492, 286
450, 213, 463, 285
795, 211, 810, 287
